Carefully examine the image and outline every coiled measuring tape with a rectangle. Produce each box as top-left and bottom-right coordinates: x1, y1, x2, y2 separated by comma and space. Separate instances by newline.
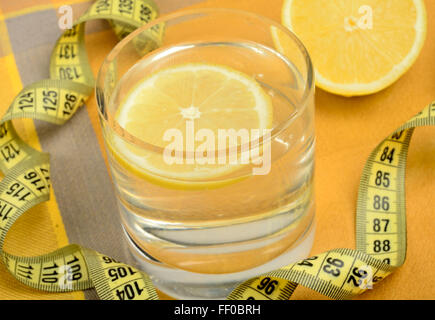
0, 0, 433, 300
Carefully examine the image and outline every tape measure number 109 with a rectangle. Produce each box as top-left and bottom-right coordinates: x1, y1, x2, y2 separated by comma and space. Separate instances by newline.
0, 0, 434, 300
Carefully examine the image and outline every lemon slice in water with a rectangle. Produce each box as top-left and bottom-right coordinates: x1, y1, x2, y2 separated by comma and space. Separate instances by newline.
111, 63, 273, 188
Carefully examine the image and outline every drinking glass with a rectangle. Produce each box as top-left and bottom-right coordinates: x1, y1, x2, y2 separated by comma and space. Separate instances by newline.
96, 8, 315, 299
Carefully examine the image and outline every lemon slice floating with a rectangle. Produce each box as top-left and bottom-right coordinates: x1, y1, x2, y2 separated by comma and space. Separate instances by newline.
276, 0, 427, 96
112, 63, 273, 188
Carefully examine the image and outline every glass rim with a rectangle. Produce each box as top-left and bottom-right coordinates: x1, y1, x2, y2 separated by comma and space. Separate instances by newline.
96, 7, 314, 154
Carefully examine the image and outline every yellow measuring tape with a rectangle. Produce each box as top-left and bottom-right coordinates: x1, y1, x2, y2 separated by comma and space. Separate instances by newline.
0, 0, 433, 300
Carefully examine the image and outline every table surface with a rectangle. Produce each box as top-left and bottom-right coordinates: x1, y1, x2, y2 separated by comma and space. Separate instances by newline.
0, 0, 433, 300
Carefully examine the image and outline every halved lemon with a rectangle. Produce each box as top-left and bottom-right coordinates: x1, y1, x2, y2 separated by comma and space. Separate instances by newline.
111, 63, 272, 188
276, 0, 427, 96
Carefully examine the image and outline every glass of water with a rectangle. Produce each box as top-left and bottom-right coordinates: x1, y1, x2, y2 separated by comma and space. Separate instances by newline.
96, 8, 315, 299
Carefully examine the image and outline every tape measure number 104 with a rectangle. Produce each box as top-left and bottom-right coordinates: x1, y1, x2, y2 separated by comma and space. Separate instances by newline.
0, 0, 434, 300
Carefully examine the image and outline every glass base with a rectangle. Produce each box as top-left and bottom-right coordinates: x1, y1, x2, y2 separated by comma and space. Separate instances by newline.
123, 221, 316, 300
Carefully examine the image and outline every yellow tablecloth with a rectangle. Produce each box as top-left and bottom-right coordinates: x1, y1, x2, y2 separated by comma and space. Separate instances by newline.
0, 0, 433, 299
